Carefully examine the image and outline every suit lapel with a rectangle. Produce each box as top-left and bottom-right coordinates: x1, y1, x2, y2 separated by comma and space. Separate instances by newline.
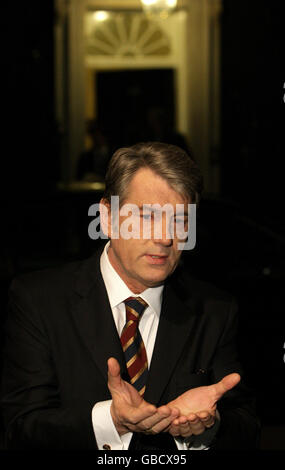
71, 247, 127, 384
144, 274, 198, 405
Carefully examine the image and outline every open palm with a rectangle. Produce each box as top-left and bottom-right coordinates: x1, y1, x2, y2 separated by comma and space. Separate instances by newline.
168, 373, 241, 416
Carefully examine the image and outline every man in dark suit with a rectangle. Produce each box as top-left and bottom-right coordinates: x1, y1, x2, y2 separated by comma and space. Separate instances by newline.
1, 142, 259, 450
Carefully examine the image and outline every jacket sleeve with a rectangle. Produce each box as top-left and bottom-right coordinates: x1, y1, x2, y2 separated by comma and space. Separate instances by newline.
211, 299, 260, 449
0, 278, 97, 450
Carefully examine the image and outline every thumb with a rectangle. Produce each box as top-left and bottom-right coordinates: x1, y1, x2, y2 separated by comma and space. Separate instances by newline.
107, 357, 122, 389
214, 373, 241, 400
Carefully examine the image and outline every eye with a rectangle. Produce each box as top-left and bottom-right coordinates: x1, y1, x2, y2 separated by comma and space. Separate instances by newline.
141, 213, 151, 220
175, 218, 185, 225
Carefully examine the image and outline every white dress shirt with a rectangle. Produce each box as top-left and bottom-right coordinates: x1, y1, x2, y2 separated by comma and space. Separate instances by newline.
91, 242, 219, 450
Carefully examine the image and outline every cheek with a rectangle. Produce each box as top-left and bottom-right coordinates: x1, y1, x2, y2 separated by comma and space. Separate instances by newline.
121, 240, 141, 262
171, 248, 182, 264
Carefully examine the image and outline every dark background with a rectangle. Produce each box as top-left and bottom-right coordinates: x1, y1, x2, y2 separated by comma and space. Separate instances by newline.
0, 0, 284, 450
97, 69, 175, 148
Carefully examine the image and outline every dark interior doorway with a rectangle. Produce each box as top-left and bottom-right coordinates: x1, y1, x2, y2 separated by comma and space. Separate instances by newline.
96, 68, 175, 151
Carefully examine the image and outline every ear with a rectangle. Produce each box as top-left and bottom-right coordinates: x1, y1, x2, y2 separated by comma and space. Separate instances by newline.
99, 198, 111, 238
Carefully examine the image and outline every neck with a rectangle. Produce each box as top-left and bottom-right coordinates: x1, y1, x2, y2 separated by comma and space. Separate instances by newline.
107, 246, 146, 294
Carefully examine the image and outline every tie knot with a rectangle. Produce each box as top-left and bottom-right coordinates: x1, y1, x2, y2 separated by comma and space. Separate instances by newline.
124, 297, 148, 322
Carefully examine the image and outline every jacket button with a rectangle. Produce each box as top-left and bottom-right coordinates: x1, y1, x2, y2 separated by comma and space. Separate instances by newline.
103, 444, 111, 450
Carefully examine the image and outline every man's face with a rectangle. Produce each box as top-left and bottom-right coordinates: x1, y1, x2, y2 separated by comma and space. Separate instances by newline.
101, 167, 189, 293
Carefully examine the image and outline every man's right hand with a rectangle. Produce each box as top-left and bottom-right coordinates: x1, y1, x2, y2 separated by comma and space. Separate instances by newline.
107, 357, 179, 436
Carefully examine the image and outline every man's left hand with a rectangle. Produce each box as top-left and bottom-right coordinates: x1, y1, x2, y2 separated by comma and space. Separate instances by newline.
165, 373, 240, 438
166, 410, 216, 437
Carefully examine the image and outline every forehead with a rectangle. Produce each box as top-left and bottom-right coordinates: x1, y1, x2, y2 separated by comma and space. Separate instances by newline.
124, 167, 188, 206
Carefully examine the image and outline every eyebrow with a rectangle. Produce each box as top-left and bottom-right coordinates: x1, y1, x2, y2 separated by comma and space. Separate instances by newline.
138, 205, 189, 217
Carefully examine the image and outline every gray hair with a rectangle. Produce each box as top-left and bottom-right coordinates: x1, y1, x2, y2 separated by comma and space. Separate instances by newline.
103, 141, 203, 205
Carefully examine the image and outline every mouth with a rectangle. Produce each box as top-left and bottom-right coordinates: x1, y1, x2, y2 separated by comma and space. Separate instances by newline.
144, 254, 168, 265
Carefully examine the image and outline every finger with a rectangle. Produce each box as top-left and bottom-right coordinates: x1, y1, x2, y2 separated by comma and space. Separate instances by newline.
214, 373, 241, 400
107, 357, 123, 394
196, 410, 215, 420
171, 414, 194, 428
177, 421, 194, 438
150, 408, 180, 434
107, 357, 121, 379
171, 406, 180, 417
187, 415, 206, 436
140, 406, 173, 431
168, 416, 194, 438
176, 414, 189, 425
162, 410, 179, 434
221, 373, 241, 391
187, 413, 197, 422
196, 411, 215, 428
172, 416, 184, 426
125, 404, 158, 429
168, 421, 183, 437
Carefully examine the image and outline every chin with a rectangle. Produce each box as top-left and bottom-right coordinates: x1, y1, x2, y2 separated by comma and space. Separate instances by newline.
143, 274, 168, 287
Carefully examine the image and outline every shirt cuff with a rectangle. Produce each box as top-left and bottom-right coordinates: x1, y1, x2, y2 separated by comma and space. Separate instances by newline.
92, 400, 133, 450
174, 409, 221, 450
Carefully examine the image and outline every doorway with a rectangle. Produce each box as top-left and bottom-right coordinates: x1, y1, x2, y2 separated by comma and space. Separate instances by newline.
96, 68, 176, 150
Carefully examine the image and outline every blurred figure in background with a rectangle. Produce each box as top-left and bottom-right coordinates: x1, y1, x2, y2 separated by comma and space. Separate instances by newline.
77, 119, 110, 181
144, 106, 191, 154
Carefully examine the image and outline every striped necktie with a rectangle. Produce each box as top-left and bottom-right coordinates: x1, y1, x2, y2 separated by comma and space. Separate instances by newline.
120, 297, 148, 396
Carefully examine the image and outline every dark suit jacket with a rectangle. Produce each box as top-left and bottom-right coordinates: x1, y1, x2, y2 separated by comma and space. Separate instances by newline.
0, 246, 259, 449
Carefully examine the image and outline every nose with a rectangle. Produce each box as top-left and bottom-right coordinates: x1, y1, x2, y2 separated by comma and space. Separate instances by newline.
152, 214, 173, 247
153, 236, 172, 247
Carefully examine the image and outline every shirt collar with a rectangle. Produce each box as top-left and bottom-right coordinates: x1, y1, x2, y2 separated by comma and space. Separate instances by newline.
100, 241, 164, 316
